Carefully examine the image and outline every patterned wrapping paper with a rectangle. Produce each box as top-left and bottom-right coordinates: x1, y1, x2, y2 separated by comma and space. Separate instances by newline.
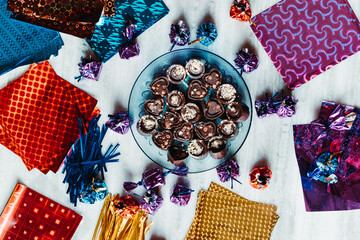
294, 101, 360, 211
0, 61, 98, 174
0, 184, 82, 240
186, 182, 279, 240
0, 0, 63, 75
251, 0, 360, 90
7, 0, 105, 39
88, 0, 169, 62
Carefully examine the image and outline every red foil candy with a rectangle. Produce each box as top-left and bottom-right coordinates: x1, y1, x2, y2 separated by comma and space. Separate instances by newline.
230, 0, 251, 22
249, 166, 272, 189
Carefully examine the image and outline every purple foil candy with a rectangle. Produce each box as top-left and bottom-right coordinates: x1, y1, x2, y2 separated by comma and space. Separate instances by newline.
123, 22, 136, 40
123, 182, 139, 192
170, 184, 193, 206
76, 56, 102, 81
234, 48, 259, 73
216, 158, 240, 182
171, 165, 188, 176
255, 93, 279, 118
276, 96, 298, 118
140, 191, 164, 215
169, 20, 190, 50
119, 21, 140, 59
105, 111, 131, 134
142, 168, 166, 190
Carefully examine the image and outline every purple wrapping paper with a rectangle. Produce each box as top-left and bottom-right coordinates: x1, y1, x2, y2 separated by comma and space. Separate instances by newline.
293, 101, 360, 211
251, 0, 360, 90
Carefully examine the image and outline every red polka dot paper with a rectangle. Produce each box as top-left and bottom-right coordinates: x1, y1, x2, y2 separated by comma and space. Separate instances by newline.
0, 184, 82, 240
0, 61, 98, 174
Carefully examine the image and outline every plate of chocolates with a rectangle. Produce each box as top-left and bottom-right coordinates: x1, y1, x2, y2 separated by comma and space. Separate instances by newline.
129, 49, 252, 173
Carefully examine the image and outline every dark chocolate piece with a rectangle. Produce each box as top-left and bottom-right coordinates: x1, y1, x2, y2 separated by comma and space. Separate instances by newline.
188, 80, 208, 101
226, 102, 250, 122
217, 120, 237, 140
185, 59, 205, 79
202, 68, 222, 89
207, 136, 228, 159
150, 76, 169, 97
195, 121, 216, 141
160, 111, 183, 130
138, 115, 158, 135
181, 103, 201, 123
152, 130, 174, 150
144, 98, 165, 116
217, 84, 237, 105
173, 123, 194, 142
203, 98, 225, 120
166, 64, 186, 84
188, 139, 208, 159
166, 90, 186, 111
168, 145, 189, 166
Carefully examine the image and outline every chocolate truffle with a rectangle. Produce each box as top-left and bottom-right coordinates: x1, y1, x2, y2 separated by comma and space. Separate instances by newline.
144, 98, 165, 116
168, 145, 189, 166
181, 103, 201, 123
226, 102, 249, 122
138, 115, 158, 135
188, 80, 208, 101
202, 68, 222, 89
166, 64, 186, 84
195, 121, 216, 141
203, 98, 225, 120
166, 90, 186, 111
185, 59, 205, 79
188, 139, 208, 159
217, 84, 237, 105
160, 111, 183, 130
152, 130, 174, 150
150, 76, 169, 97
207, 136, 228, 159
217, 120, 237, 140
173, 123, 194, 142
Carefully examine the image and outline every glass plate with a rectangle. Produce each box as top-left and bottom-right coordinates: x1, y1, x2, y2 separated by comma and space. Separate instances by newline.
129, 49, 252, 173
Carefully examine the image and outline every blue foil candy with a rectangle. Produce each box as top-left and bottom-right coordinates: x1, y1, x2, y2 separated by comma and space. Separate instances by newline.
80, 179, 108, 204
195, 23, 217, 46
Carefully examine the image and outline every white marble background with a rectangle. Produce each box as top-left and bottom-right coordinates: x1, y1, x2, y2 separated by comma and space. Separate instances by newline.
1, 0, 360, 239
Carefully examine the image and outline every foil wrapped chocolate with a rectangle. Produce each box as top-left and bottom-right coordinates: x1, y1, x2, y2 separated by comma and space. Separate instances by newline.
119, 21, 140, 60
255, 92, 297, 118
216, 159, 240, 182
169, 20, 190, 51
190, 23, 217, 46
234, 48, 259, 73
249, 166, 272, 189
306, 152, 338, 184
140, 191, 164, 215
124, 168, 166, 192
170, 184, 193, 206
276, 96, 298, 118
76, 56, 103, 81
230, 0, 252, 22
105, 111, 131, 135
80, 179, 108, 204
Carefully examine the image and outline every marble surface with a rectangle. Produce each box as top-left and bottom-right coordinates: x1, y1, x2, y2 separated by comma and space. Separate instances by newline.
1, 0, 360, 239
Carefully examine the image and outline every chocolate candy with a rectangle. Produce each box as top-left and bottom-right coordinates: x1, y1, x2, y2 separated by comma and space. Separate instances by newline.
204, 98, 225, 120
138, 115, 158, 135
217, 120, 237, 140
166, 64, 186, 84
217, 84, 237, 105
202, 68, 222, 89
188, 80, 208, 101
181, 103, 201, 123
185, 59, 205, 79
168, 145, 189, 166
152, 130, 174, 150
195, 121, 216, 141
173, 122, 194, 142
166, 90, 186, 111
208, 136, 228, 159
188, 139, 208, 159
226, 102, 249, 122
150, 76, 169, 97
160, 111, 183, 130
144, 98, 165, 116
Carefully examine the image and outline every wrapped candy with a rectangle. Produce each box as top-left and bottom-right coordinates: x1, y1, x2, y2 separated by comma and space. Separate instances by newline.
216, 159, 242, 188
79, 179, 108, 204
105, 111, 132, 134
249, 166, 272, 189
62, 115, 120, 206
75, 56, 103, 81
276, 96, 298, 118
140, 191, 164, 214
170, 184, 193, 206
169, 20, 190, 51
188, 23, 217, 46
119, 21, 140, 59
255, 92, 297, 118
230, 0, 252, 22
234, 48, 259, 73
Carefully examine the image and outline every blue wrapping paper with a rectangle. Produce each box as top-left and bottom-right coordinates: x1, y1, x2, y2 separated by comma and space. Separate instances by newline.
0, 0, 63, 75
88, 0, 169, 62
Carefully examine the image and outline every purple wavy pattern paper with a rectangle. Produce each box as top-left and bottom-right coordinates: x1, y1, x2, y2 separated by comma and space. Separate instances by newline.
251, 0, 360, 90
